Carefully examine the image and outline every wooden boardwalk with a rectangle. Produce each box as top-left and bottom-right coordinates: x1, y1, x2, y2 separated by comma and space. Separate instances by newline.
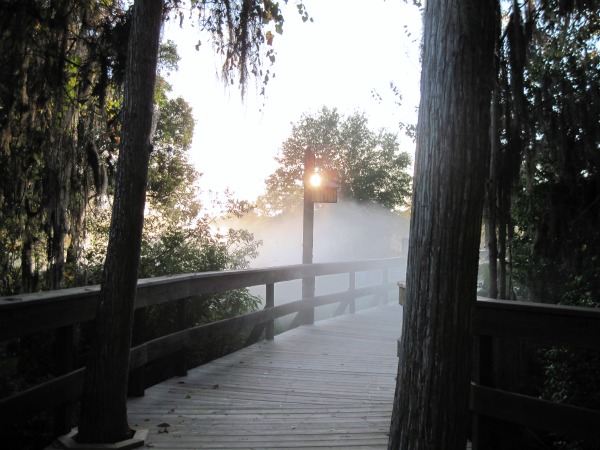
127, 303, 403, 449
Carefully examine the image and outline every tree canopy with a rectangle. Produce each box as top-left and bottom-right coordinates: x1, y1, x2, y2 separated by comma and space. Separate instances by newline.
0, 0, 294, 295
0, 0, 129, 294
484, 0, 600, 305
257, 106, 412, 215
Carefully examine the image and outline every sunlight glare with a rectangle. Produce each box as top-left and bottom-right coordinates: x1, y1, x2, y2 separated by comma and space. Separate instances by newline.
310, 173, 322, 187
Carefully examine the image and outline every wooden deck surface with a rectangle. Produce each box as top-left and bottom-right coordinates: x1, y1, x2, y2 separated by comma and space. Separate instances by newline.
127, 303, 403, 449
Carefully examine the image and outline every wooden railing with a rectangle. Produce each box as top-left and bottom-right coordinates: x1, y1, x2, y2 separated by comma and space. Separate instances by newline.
0, 257, 404, 438
471, 298, 600, 448
5, 261, 597, 447
397, 283, 600, 447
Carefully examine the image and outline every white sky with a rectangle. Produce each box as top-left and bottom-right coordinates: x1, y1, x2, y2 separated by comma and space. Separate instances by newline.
163, 0, 422, 203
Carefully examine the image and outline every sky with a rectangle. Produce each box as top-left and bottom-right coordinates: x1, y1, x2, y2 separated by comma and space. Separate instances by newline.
163, 0, 422, 203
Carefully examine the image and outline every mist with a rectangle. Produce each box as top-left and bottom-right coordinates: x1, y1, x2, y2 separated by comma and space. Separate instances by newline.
233, 200, 410, 268
224, 200, 410, 318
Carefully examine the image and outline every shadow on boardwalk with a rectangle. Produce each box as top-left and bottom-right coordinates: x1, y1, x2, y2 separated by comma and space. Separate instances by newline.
127, 304, 402, 449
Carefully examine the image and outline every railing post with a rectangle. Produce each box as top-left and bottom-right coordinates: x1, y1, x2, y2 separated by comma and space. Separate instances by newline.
349, 271, 356, 314
290, 275, 315, 329
245, 284, 275, 345
471, 333, 493, 450
128, 307, 146, 397
54, 325, 74, 436
397, 282, 406, 358
301, 276, 315, 325
398, 281, 406, 306
175, 298, 188, 377
266, 283, 275, 340
382, 268, 389, 304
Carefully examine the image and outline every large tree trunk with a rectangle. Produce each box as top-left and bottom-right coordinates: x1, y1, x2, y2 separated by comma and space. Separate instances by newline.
76, 0, 163, 443
388, 1, 496, 449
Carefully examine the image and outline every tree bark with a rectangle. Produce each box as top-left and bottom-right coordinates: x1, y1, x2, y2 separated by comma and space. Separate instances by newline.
388, 1, 496, 449
76, 0, 163, 443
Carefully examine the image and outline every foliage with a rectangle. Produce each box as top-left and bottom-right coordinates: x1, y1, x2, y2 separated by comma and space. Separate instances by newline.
137, 221, 261, 365
0, 0, 301, 296
514, 3, 600, 303
486, 0, 600, 303
257, 106, 412, 215
139, 222, 260, 278
371, 81, 418, 141
0, 0, 129, 294
167, 0, 311, 97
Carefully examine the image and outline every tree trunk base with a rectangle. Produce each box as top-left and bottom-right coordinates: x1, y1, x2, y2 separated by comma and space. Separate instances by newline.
55, 428, 148, 450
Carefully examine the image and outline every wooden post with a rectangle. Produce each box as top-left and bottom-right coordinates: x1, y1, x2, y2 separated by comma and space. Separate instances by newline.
333, 271, 354, 316
349, 271, 356, 314
382, 269, 389, 304
54, 325, 74, 435
128, 307, 146, 397
397, 282, 405, 357
175, 298, 188, 377
266, 283, 275, 340
471, 334, 493, 450
302, 147, 316, 325
398, 282, 406, 306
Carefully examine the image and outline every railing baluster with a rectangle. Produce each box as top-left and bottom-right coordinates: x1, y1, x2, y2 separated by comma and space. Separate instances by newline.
303, 276, 315, 325
128, 307, 146, 397
54, 324, 74, 436
382, 268, 389, 304
266, 283, 274, 340
291, 274, 315, 328
175, 298, 187, 377
349, 271, 356, 314
369, 268, 387, 307
471, 334, 493, 450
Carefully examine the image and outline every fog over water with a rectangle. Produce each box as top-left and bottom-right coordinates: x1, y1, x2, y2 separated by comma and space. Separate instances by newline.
239, 201, 410, 268
227, 201, 410, 316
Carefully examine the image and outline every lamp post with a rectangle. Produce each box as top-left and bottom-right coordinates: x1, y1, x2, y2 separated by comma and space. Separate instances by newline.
298, 147, 340, 327
302, 148, 316, 325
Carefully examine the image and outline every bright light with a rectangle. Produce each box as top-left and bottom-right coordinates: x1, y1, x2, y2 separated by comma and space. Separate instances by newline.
310, 173, 322, 187
162, 1, 421, 202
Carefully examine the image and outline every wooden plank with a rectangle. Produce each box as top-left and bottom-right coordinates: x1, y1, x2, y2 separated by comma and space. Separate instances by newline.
470, 383, 600, 443
475, 298, 600, 350
3, 295, 399, 428
0, 294, 98, 340
127, 304, 403, 449
0, 368, 85, 422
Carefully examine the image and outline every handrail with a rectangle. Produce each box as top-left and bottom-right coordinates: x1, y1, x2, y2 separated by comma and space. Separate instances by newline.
0, 257, 404, 437
0, 258, 402, 340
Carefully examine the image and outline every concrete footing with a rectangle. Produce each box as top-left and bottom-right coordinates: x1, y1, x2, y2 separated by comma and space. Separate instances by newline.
53, 428, 148, 450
